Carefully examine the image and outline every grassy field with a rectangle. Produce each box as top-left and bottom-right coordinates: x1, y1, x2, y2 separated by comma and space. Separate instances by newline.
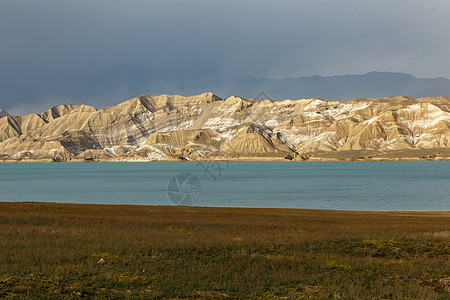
0, 202, 449, 299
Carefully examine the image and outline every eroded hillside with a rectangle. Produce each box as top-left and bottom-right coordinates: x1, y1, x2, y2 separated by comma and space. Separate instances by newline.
1, 93, 449, 162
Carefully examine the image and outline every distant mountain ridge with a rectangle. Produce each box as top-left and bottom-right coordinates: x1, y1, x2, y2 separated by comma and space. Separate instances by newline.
179, 72, 450, 101
2, 71, 449, 116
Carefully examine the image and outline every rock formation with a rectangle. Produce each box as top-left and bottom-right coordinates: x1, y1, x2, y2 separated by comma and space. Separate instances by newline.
0, 109, 9, 118
0, 93, 449, 162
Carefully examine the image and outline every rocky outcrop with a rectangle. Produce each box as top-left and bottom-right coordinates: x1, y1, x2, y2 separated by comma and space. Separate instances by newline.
0, 109, 9, 118
0, 93, 449, 162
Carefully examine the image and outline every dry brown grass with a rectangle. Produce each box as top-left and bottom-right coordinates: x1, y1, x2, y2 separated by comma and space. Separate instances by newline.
0, 202, 449, 299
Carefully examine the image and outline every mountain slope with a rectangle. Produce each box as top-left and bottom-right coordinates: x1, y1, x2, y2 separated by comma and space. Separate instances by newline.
0, 93, 449, 162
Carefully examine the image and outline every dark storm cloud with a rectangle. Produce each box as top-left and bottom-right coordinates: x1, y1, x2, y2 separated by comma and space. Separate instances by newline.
1, 0, 450, 115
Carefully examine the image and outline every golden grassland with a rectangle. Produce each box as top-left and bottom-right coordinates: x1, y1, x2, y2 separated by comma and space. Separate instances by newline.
0, 202, 449, 299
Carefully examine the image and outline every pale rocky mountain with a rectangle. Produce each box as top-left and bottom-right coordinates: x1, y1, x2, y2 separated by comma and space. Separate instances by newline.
0, 104, 97, 143
0, 93, 449, 162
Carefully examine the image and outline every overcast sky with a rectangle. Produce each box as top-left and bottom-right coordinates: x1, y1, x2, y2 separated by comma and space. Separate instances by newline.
1, 0, 450, 115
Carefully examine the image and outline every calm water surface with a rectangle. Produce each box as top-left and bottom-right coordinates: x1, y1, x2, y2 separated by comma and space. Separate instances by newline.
0, 161, 449, 211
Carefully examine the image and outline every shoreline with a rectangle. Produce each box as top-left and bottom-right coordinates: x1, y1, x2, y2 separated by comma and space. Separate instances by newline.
2, 201, 449, 214
1, 157, 450, 163
2, 148, 450, 163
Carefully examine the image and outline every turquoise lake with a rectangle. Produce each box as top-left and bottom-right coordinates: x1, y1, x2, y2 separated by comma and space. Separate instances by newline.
0, 161, 449, 211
